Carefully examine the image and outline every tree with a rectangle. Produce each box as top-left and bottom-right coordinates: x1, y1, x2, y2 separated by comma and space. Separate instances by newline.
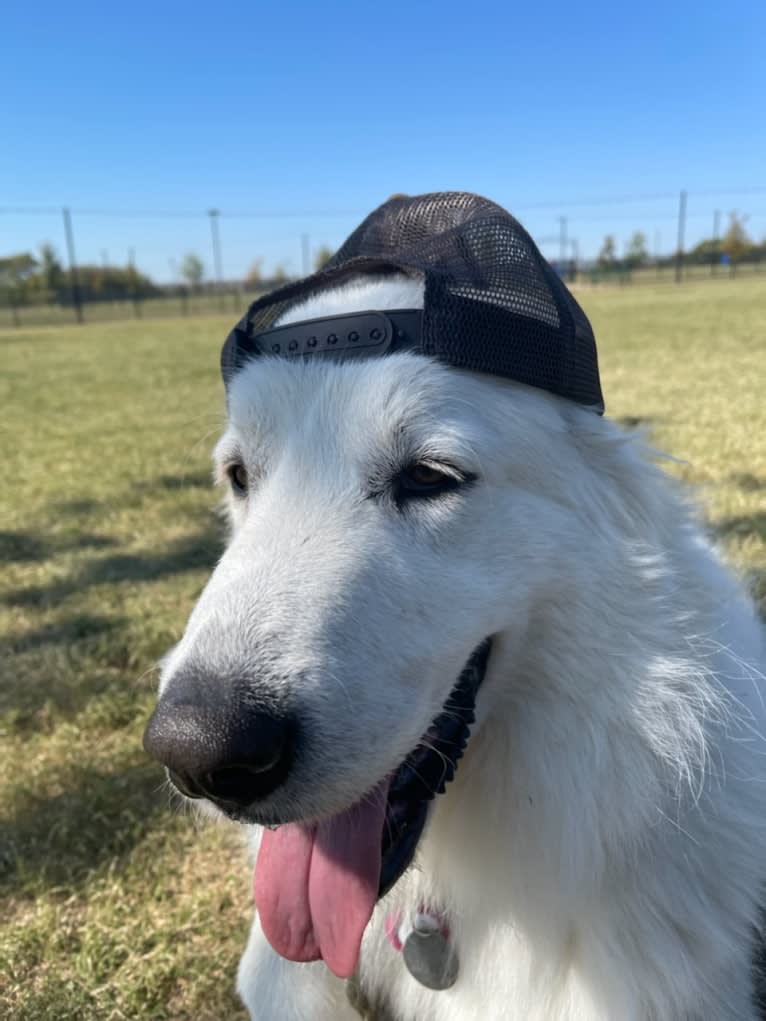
722, 212, 751, 262
271, 264, 289, 284
39, 243, 63, 292
314, 245, 334, 271
0, 252, 38, 284
0, 250, 158, 305
597, 235, 617, 269
0, 252, 39, 303
245, 258, 264, 287
624, 231, 649, 268
181, 253, 205, 290
689, 238, 721, 264
58, 264, 158, 304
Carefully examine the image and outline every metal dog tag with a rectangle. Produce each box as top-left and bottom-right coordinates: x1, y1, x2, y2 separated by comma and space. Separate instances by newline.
402, 917, 458, 990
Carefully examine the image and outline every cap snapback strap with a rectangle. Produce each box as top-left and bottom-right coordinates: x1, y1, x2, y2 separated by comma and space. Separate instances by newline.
224, 308, 423, 382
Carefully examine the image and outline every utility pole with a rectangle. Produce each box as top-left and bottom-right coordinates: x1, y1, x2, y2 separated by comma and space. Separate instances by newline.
558, 217, 568, 267
128, 247, 141, 318
101, 249, 111, 302
675, 190, 687, 284
712, 209, 721, 276
208, 209, 224, 310
62, 207, 83, 323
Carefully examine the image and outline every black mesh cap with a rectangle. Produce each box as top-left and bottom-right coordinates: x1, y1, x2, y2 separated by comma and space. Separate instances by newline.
221, 192, 604, 413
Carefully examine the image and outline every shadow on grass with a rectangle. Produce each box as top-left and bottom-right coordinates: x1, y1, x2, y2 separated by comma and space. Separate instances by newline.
53, 497, 101, 516
3, 521, 221, 610
0, 612, 160, 736
730, 473, 766, 493
0, 757, 168, 896
2, 506, 221, 733
49, 471, 212, 519
124, 469, 214, 498
0, 613, 122, 656
0, 530, 117, 564
716, 511, 766, 543
153, 470, 212, 491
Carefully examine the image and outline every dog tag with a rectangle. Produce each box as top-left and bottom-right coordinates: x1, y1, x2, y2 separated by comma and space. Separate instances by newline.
402, 919, 458, 990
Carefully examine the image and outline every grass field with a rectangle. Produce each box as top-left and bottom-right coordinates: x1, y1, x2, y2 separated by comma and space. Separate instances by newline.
1, 278, 765, 1020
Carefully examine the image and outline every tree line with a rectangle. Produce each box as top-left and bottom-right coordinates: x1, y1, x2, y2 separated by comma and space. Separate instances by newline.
596, 212, 766, 270
0, 244, 338, 307
0, 244, 158, 306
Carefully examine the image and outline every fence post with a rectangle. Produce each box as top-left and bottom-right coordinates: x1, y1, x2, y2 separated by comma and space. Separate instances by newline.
674, 190, 687, 283
128, 248, 142, 318
62, 207, 84, 322
208, 209, 224, 312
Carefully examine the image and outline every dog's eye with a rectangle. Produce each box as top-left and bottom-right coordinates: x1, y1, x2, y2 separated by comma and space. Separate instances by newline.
395, 462, 468, 503
227, 463, 248, 496
403, 464, 451, 489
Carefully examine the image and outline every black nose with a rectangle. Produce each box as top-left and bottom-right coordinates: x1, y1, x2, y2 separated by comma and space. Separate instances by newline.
143, 696, 293, 812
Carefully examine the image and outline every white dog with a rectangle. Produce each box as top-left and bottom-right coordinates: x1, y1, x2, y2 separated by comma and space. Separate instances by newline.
146, 271, 765, 1021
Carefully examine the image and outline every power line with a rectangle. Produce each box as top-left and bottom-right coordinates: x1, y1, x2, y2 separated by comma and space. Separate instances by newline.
1, 186, 764, 221
692, 186, 766, 198
0, 206, 362, 219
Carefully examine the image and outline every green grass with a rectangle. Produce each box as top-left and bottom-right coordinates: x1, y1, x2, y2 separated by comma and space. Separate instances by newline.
1, 279, 765, 1019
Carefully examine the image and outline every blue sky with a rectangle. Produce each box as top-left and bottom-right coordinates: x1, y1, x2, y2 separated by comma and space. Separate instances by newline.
2, 0, 764, 282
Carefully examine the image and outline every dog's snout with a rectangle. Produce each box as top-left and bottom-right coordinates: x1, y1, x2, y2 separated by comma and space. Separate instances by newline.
143, 693, 293, 812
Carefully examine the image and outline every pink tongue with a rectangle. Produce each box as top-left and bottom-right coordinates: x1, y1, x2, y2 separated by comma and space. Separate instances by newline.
254, 783, 388, 978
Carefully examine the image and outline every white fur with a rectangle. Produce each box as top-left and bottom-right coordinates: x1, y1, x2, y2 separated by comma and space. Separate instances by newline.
160, 274, 766, 1020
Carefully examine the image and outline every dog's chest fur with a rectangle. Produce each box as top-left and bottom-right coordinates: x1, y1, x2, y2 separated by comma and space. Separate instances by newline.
348, 934, 766, 1021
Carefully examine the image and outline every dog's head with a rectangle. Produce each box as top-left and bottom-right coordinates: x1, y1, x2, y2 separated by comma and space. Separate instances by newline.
144, 273, 586, 975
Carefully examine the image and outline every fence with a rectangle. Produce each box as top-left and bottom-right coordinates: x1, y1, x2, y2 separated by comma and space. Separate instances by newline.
4, 258, 766, 331
2, 188, 765, 329
2, 283, 266, 330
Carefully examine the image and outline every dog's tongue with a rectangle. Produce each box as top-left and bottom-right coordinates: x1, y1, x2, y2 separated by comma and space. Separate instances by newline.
254, 783, 387, 978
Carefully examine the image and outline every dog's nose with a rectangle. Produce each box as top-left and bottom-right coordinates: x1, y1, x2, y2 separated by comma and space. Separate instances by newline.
143, 697, 293, 810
